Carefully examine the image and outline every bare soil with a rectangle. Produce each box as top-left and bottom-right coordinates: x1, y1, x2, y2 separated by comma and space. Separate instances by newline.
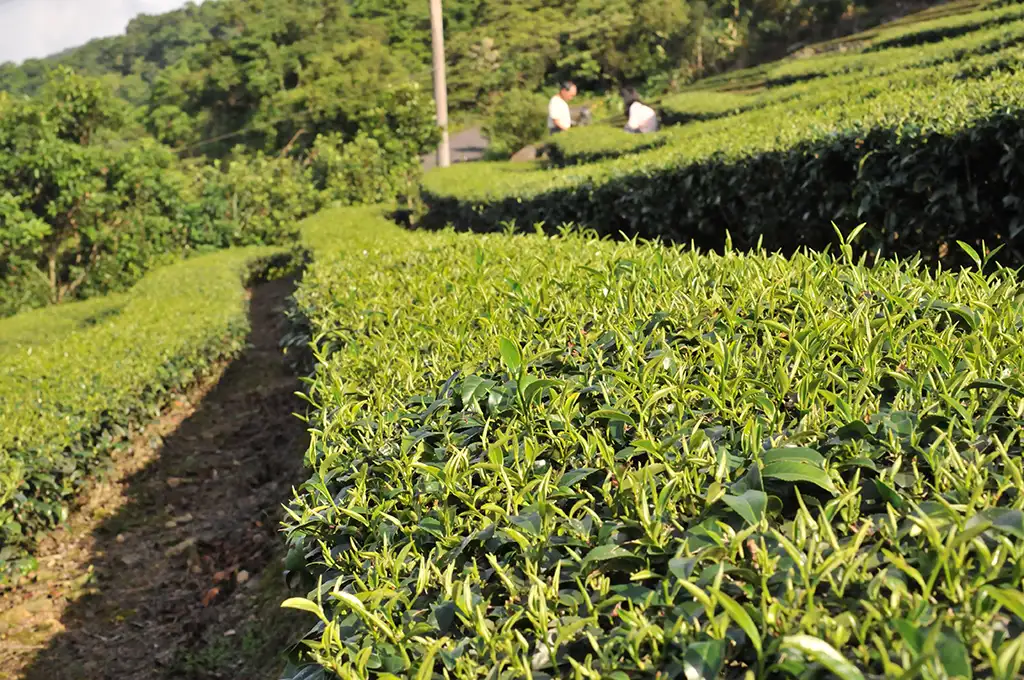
0, 278, 309, 680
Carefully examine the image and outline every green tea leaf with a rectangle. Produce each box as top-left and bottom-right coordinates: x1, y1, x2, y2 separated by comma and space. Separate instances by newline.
584, 544, 637, 564
781, 635, 864, 680
957, 240, 982, 267
977, 509, 1024, 539
499, 337, 522, 376
982, 585, 1024, 622
523, 377, 561, 405
873, 479, 906, 510
281, 597, 327, 622
432, 601, 457, 634
591, 409, 637, 427
559, 468, 599, 488
762, 461, 837, 494
721, 490, 767, 527
938, 630, 972, 679
964, 379, 1024, 399
668, 556, 697, 581
682, 639, 726, 680
716, 591, 762, 656
762, 447, 825, 466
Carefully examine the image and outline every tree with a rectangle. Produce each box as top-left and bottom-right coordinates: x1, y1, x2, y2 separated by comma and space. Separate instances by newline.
0, 68, 191, 307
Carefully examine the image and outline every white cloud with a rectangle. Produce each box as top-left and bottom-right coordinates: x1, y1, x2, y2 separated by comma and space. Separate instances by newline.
0, 0, 197, 64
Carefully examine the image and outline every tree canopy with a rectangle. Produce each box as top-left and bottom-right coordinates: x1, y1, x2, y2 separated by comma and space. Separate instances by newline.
2, 0, 916, 124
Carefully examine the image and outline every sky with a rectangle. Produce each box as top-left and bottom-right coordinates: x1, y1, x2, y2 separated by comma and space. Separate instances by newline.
0, 0, 195, 64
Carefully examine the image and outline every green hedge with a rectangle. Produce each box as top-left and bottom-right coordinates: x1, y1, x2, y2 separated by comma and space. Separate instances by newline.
658, 91, 752, 126
689, 2, 1024, 93
545, 126, 670, 167
863, 0, 1024, 52
0, 293, 127, 355
281, 206, 1024, 678
0, 246, 280, 574
548, 14, 1024, 170
421, 57, 1024, 264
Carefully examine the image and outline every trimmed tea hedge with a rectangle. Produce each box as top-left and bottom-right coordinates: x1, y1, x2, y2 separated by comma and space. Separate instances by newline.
282, 206, 1024, 678
0, 293, 127, 355
422, 58, 1024, 264
863, 0, 1024, 52
691, 1, 1023, 93
550, 14, 1024, 169
0, 246, 280, 574
546, 127, 670, 167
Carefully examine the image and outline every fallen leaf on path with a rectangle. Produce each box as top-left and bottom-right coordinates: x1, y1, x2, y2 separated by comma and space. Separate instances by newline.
201, 587, 220, 607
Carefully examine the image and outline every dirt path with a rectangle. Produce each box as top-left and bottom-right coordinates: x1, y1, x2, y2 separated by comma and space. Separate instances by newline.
0, 278, 309, 680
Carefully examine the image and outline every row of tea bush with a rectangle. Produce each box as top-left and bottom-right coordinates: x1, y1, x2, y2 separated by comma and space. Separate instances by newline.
0, 246, 282, 574
425, 7, 1024, 265
280, 205, 1024, 678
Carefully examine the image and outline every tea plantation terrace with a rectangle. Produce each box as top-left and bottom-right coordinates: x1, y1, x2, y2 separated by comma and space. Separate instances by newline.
1, 0, 1023, 677
423, 0, 1024, 266
279, 206, 1024, 678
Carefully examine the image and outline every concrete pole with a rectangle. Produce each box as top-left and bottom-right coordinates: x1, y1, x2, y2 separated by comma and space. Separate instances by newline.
429, 0, 451, 168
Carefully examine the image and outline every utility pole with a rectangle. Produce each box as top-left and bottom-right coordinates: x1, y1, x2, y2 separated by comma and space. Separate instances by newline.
429, 0, 451, 168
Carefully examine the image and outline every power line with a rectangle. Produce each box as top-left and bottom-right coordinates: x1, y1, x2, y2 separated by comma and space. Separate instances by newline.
172, 110, 314, 154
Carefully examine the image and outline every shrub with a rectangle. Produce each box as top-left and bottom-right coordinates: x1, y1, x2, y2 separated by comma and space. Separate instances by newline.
421, 46, 1024, 265
0, 246, 281, 575
1, 68, 438, 318
482, 89, 550, 159
310, 133, 421, 207
185, 150, 319, 251
281, 206, 1024, 678
545, 125, 668, 167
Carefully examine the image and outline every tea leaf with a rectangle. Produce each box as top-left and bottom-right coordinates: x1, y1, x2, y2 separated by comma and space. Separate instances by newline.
721, 490, 767, 527
780, 635, 864, 680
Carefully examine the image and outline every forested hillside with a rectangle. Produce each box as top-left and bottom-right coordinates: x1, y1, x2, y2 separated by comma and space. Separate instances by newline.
2, 0, 932, 142
0, 0, 937, 320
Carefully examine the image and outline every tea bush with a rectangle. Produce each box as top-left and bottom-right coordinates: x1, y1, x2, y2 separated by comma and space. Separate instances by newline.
691, 2, 1024, 93
0, 246, 281, 574
281, 206, 1024, 678
545, 126, 669, 167
0, 293, 126, 355
482, 90, 551, 160
547, 34, 1024, 170
310, 133, 421, 208
863, 0, 1024, 52
421, 46, 1024, 264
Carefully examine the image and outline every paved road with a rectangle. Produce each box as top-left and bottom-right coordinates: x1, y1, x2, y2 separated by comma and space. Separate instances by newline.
422, 126, 488, 170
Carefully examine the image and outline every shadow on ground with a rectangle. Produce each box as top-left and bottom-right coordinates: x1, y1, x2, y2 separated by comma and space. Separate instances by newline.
6, 278, 310, 680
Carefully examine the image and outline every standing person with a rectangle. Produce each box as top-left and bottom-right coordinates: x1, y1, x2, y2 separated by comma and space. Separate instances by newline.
622, 87, 659, 134
548, 81, 577, 134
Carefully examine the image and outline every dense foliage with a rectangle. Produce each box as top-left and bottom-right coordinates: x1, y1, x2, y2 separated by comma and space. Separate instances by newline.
0, 64, 436, 317
422, 5, 1024, 265
0, 246, 280, 576
282, 206, 1024, 678
481, 90, 550, 159
1, 0, 943, 117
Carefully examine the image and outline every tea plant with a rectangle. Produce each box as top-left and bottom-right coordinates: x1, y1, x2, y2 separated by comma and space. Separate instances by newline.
691, 1, 1022, 93
422, 39, 1024, 264
282, 207, 1024, 678
0, 246, 281, 575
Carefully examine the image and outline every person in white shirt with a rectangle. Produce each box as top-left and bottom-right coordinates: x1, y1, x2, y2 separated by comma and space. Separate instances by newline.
622, 87, 659, 134
548, 81, 577, 134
